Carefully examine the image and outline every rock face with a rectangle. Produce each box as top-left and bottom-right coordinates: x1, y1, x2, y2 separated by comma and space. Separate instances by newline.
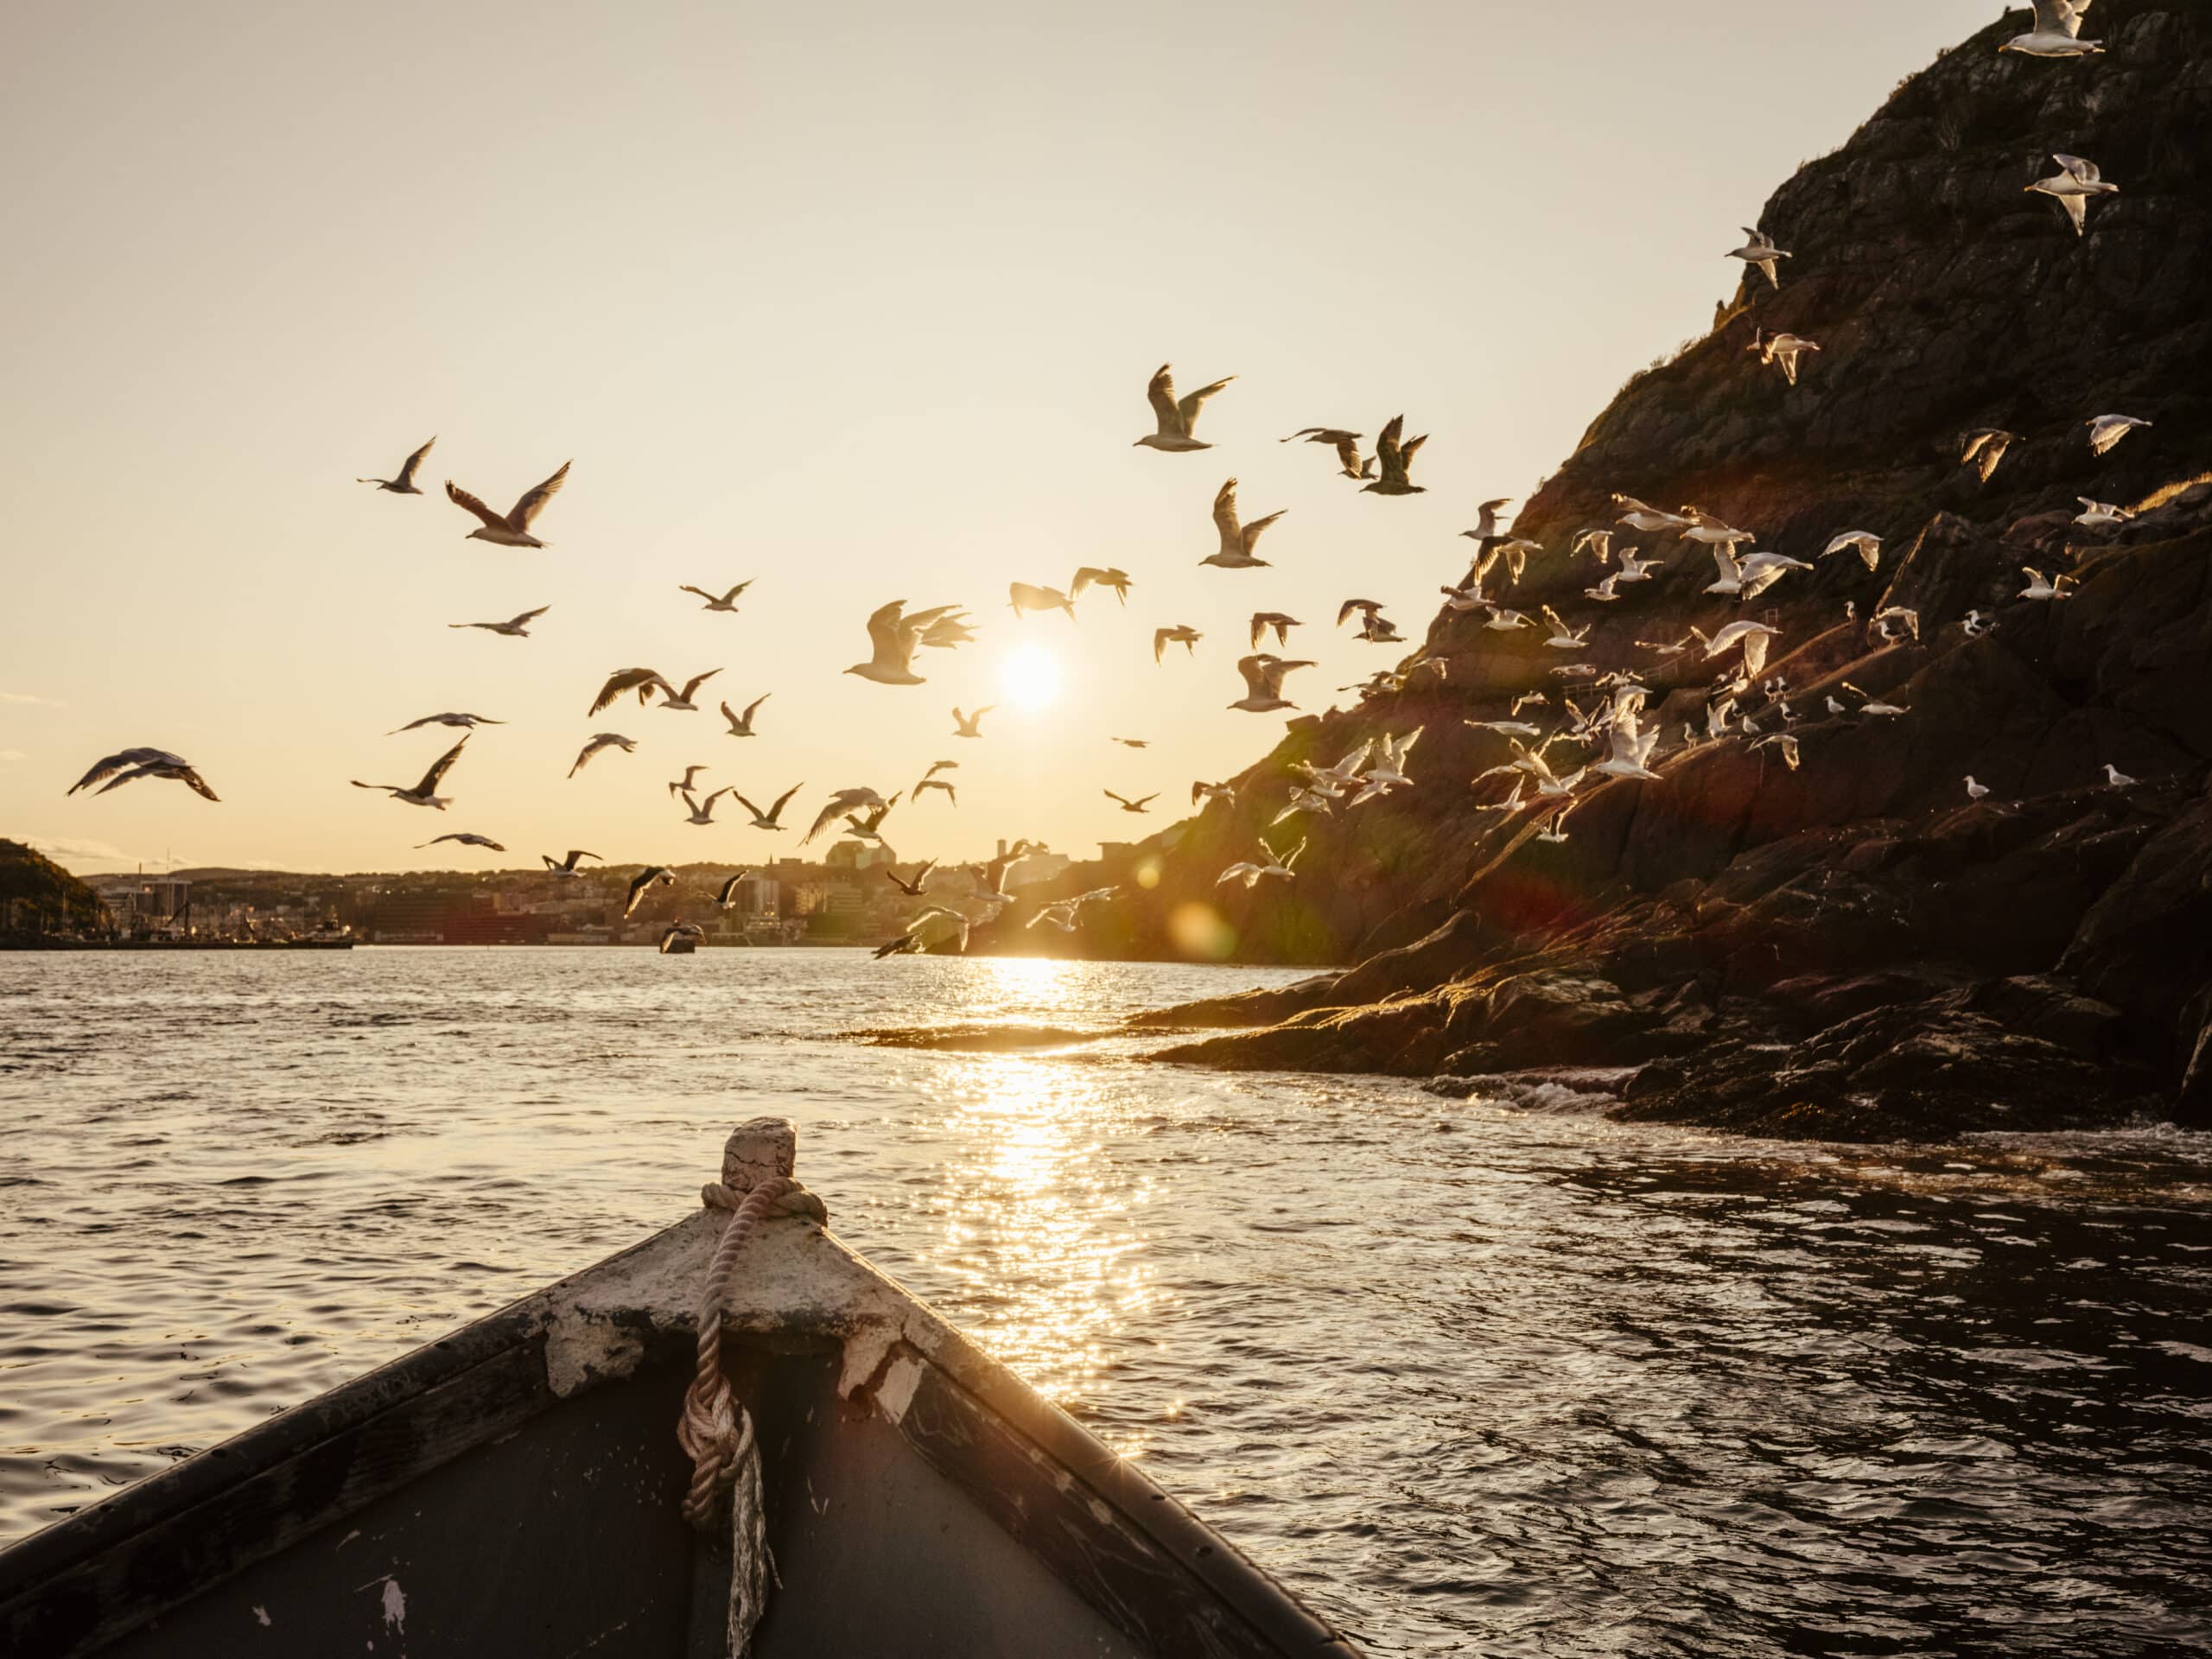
1116, 3, 2212, 1138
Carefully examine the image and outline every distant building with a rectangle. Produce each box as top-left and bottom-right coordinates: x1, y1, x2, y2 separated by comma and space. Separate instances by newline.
1007, 851, 1071, 889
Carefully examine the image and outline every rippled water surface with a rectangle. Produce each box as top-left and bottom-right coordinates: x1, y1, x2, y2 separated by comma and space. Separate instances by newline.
3, 949, 2209, 1655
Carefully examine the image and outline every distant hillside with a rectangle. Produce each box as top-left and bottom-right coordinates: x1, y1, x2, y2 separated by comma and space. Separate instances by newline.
0, 841, 109, 935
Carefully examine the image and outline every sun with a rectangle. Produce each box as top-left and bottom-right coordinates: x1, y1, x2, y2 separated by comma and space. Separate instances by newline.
1000, 643, 1064, 709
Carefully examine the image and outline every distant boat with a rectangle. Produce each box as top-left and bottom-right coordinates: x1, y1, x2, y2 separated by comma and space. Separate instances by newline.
0, 1119, 1357, 1657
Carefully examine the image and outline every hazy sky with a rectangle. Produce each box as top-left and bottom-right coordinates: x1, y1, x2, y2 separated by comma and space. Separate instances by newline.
1, 0, 1991, 875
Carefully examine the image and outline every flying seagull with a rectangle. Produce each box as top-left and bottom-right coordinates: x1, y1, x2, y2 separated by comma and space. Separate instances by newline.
1748, 328, 1821, 385
1462, 498, 1514, 546
1135, 363, 1234, 452
914, 778, 957, 804
1726, 227, 1791, 289
1822, 530, 1883, 572
847, 601, 960, 685
732, 783, 804, 830
445, 461, 570, 548
713, 872, 752, 908
658, 921, 706, 954
1281, 428, 1368, 479
886, 859, 938, 898
677, 787, 733, 826
1249, 612, 1301, 649
67, 747, 217, 800
1009, 582, 1078, 621
2028, 153, 2118, 236
1154, 625, 1202, 664
449, 606, 550, 638
1028, 887, 1119, 932
720, 694, 770, 736
841, 793, 901, 844
353, 735, 468, 808
1359, 415, 1427, 497
1217, 836, 1303, 889
680, 581, 753, 613
1203, 479, 1284, 569
624, 867, 677, 918
1961, 429, 2016, 482
2001, 0, 2103, 57
1229, 654, 1313, 713
2085, 413, 2151, 454
2075, 498, 2134, 529
654, 671, 721, 712
1070, 567, 1133, 605
590, 668, 674, 717
418, 831, 505, 851
1103, 790, 1157, 814
873, 905, 972, 958
568, 734, 636, 778
390, 711, 504, 734
951, 705, 995, 738
803, 786, 888, 846
358, 435, 435, 494
541, 849, 601, 876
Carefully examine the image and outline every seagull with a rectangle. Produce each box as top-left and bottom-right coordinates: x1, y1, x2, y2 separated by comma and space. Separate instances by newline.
1704, 620, 1782, 679
1154, 625, 1202, 664
624, 867, 677, 918
842, 793, 901, 844
951, 705, 995, 738
1203, 479, 1285, 569
1681, 511, 1756, 550
1571, 528, 1613, 564
2000, 0, 2104, 57
653, 671, 721, 712
918, 760, 958, 784
1462, 498, 1514, 546
680, 581, 753, 613
79, 751, 221, 801
874, 905, 973, 957
2019, 568, 2075, 600
1841, 682, 1910, 717
445, 461, 569, 548
1217, 836, 1304, 888
847, 601, 960, 685
1356, 613, 1404, 644
1360, 414, 1427, 496
1337, 598, 1390, 631
2075, 498, 2134, 529
668, 765, 711, 798
1104, 790, 1158, 814
353, 734, 468, 807
914, 778, 957, 804
1966, 776, 1991, 801
2103, 762, 2137, 787
1706, 548, 1785, 600
541, 849, 601, 876
1363, 728, 1423, 790
1491, 538, 1541, 585
1748, 328, 1821, 385
1535, 802, 1577, 844
1615, 549, 1664, 585
1750, 733, 1801, 771
568, 734, 636, 778
658, 920, 707, 954
1272, 786, 1338, 826
2028, 154, 2118, 236
1962, 610, 1994, 638
1483, 607, 1535, 632
970, 841, 1040, 905
803, 787, 887, 845
1465, 718, 1543, 739
1540, 607, 1590, 650
1230, 655, 1313, 713
449, 607, 550, 638
590, 668, 674, 716
418, 831, 505, 852
2085, 413, 2151, 454
1822, 531, 1882, 572
390, 712, 504, 734
1726, 226, 1791, 289
357, 436, 435, 494
67, 747, 216, 798
1110, 736, 1148, 749
1281, 428, 1368, 478
1961, 429, 2017, 482
1613, 495, 1692, 534
1027, 887, 1119, 932
920, 612, 977, 650
1872, 605, 1922, 642
886, 859, 938, 898
714, 872, 752, 907
1249, 612, 1302, 649
1135, 363, 1234, 452
1474, 776, 1527, 813
1009, 582, 1078, 621
1585, 574, 1623, 602
720, 695, 770, 737
1070, 567, 1133, 606
1192, 779, 1237, 808
732, 783, 804, 830
677, 787, 733, 826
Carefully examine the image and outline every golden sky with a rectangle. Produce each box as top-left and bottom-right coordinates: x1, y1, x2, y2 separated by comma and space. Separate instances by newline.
0, 0, 1989, 874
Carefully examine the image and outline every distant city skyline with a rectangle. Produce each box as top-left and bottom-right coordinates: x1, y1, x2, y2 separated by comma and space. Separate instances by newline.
1, 0, 1990, 874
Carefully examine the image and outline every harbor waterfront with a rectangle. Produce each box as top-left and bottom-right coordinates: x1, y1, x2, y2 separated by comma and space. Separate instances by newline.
3, 948, 2207, 1656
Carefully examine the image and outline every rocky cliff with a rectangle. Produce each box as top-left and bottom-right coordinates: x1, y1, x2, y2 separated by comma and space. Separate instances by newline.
1039, 3, 2212, 1137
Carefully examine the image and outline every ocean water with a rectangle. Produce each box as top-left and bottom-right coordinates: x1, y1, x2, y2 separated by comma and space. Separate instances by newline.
2, 947, 2209, 1656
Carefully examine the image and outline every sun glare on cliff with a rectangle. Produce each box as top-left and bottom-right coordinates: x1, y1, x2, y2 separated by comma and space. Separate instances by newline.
1001, 644, 1064, 709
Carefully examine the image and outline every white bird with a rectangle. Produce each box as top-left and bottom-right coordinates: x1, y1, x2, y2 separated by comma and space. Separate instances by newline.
1442, 583, 1491, 613
668, 765, 710, 799
1822, 531, 1882, 572
1681, 511, 1756, 550
732, 783, 804, 830
1281, 428, 1368, 479
847, 601, 961, 685
2028, 154, 2118, 236
353, 735, 469, 808
2103, 762, 2137, 787
803, 786, 887, 846
588, 668, 675, 716
1707, 697, 1738, 741
2085, 414, 2151, 455
2018, 567, 2075, 601
1584, 574, 1623, 603
1298, 741, 1372, 793
1192, 779, 1237, 809
1491, 538, 1541, 585
919, 613, 977, 650
390, 711, 504, 735
1217, 836, 1304, 888
1539, 607, 1590, 650
1535, 802, 1577, 844
72, 748, 220, 801
444, 461, 569, 548
1748, 329, 1821, 385
1027, 887, 1119, 932
418, 831, 505, 852
624, 867, 677, 918
1872, 606, 1922, 642
2000, 0, 2103, 57
1229, 654, 1312, 713
884, 859, 938, 899
1592, 716, 1662, 782
1154, 625, 1202, 664
1272, 786, 1338, 826
449, 606, 550, 638
1960, 429, 2016, 483
1462, 498, 1514, 544
1009, 582, 1078, 621
874, 905, 973, 957
1726, 226, 1791, 289
1750, 733, 1801, 771
1465, 718, 1543, 739
541, 849, 601, 876
1474, 776, 1527, 813
1615, 547, 1664, 582
1071, 567, 1133, 606
568, 734, 636, 778
1966, 776, 1990, 801
720, 694, 770, 737
680, 580, 753, 613
1249, 612, 1301, 650
1135, 363, 1234, 452
1841, 682, 1910, 717
358, 435, 435, 494
1360, 415, 1427, 497
1571, 528, 1613, 564
1203, 479, 1285, 569
677, 787, 733, 826
2077, 498, 2142, 532
951, 705, 995, 738
659, 920, 707, 954
1614, 495, 1692, 534
1962, 610, 1994, 638
1483, 607, 1535, 632
1705, 548, 1783, 600
1364, 728, 1423, 787
715, 871, 754, 908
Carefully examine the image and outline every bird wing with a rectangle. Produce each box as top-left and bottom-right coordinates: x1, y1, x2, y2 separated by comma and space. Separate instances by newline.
506, 461, 570, 530
1241, 510, 1286, 553
414, 735, 469, 794
1234, 655, 1270, 696
511, 606, 550, 626
863, 600, 908, 663
590, 668, 664, 717
742, 693, 770, 722
1176, 375, 1232, 432
177, 766, 220, 801
1211, 479, 1242, 539
680, 669, 721, 699
1373, 414, 1406, 482
680, 586, 715, 601
1146, 364, 1181, 435
394, 435, 435, 487
1153, 629, 1171, 664
1104, 790, 1130, 808
67, 747, 166, 794
445, 480, 505, 529
1133, 795, 1157, 810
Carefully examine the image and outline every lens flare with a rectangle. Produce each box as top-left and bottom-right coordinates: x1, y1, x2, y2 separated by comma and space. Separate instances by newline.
1000, 643, 1064, 709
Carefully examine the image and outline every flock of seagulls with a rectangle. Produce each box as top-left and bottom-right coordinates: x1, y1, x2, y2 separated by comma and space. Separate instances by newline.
62, 7, 2166, 954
